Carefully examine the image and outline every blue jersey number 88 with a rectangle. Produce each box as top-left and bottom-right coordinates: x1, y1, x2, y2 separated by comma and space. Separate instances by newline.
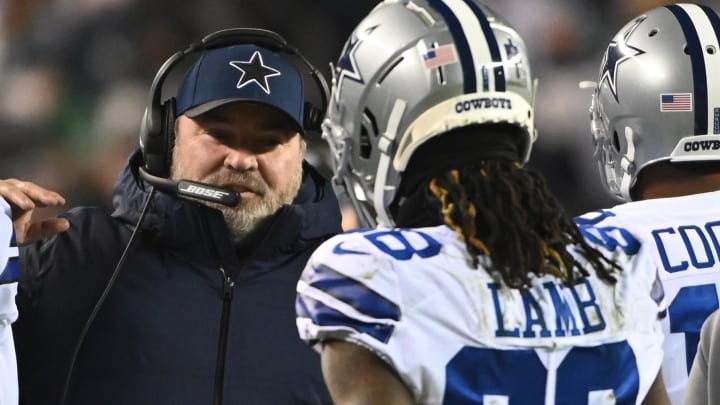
443, 341, 639, 404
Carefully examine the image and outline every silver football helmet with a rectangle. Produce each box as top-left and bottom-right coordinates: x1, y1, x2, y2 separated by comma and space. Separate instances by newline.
588, 3, 720, 201
324, 0, 536, 228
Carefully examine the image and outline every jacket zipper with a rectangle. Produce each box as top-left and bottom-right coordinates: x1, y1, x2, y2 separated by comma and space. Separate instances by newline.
213, 267, 234, 405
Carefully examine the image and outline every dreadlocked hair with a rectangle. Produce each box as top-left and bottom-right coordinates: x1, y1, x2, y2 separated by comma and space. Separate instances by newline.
426, 160, 621, 288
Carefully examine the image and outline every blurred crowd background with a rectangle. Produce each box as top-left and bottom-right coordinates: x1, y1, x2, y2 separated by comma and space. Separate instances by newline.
0, 0, 717, 226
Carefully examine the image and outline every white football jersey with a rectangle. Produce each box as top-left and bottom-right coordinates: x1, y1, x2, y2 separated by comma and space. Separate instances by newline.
576, 190, 720, 405
297, 224, 665, 405
0, 197, 18, 405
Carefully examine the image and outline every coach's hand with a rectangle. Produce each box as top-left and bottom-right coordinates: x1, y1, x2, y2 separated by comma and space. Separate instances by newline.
0, 179, 69, 244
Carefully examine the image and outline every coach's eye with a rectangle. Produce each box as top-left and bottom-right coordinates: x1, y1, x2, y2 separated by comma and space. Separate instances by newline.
205, 129, 234, 144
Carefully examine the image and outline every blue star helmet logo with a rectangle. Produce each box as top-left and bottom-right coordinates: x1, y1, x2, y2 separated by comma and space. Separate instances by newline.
599, 16, 646, 102
334, 25, 377, 103
229, 50, 282, 95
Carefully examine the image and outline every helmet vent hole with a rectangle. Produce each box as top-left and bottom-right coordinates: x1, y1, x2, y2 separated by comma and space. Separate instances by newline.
612, 131, 621, 151
364, 107, 379, 136
359, 108, 379, 159
648, 28, 658, 37
707, 45, 716, 55
359, 125, 372, 158
377, 57, 404, 85
684, 45, 690, 55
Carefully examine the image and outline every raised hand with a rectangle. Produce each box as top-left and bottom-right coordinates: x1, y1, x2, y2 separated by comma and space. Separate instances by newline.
0, 179, 69, 245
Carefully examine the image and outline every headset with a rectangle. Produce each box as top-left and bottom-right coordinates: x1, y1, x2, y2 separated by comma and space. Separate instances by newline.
139, 27, 330, 179
61, 28, 330, 405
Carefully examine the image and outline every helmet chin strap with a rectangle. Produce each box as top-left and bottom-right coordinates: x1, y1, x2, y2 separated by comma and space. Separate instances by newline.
619, 126, 636, 199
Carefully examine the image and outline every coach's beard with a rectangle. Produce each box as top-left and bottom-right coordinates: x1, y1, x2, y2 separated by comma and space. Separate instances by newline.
172, 165, 303, 244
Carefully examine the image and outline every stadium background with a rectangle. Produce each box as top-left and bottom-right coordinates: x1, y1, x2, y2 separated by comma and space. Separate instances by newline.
0, 0, 716, 225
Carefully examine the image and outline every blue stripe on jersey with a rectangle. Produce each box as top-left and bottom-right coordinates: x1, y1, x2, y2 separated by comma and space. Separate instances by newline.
0, 257, 18, 284
304, 264, 401, 321
666, 4, 708, 135
1, 228, 18, 284
429, 0, 476, 93
296, 294, 395, 343
462, 0, 506, 91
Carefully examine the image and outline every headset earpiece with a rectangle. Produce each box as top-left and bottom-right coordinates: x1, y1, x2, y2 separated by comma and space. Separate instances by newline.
138, 28, 329, 178
303, 101, 324, 132
139, 105, 166, 177
161, 98, 177, 177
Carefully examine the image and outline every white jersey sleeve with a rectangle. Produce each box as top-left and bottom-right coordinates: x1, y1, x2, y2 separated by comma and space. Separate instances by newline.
296, 229, 403, 349
297, 225, 664, 404
576, 190, 720, 405
0, 197, 19, 405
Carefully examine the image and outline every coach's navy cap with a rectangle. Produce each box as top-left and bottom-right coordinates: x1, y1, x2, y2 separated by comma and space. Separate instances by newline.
176, 44, 305, 131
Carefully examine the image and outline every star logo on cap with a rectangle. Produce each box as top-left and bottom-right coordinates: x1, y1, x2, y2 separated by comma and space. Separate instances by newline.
599, 16, 646, 102
229, 50, 282, 95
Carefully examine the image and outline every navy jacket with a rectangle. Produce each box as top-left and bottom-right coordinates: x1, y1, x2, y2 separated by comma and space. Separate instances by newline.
13, 151, 342, 404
